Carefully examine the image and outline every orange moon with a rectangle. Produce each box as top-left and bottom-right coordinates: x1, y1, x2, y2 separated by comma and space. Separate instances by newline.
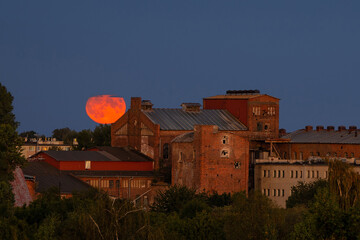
86, 95, 126, 124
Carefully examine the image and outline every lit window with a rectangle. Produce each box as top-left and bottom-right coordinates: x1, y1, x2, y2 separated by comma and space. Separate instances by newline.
85, 161, 91, 170
221, 150, 229, 158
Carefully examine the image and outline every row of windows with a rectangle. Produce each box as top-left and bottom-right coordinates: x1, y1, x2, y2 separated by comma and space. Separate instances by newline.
263, 169, 328, 179
87, 179, 150, 189
263, 189, 285, 197
283, 151, 356, 160
252, 106, 276, 116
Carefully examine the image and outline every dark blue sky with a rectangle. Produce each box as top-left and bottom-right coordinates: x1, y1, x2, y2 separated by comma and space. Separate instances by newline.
1, 1, 360, 136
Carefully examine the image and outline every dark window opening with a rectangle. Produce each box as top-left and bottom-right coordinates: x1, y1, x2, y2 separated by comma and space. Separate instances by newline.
163, 143, 169, 159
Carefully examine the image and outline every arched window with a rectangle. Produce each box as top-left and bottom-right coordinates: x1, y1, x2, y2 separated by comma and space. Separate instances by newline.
163, 143, 169, 159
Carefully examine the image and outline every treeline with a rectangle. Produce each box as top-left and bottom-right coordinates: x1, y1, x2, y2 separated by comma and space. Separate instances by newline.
20, 125, 111, 150
2, 159, 360, 239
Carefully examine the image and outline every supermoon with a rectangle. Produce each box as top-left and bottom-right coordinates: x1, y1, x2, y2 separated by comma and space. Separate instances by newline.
86, 95, 126, 124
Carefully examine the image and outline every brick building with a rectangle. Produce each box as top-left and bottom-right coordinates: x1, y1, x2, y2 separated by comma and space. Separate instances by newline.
172, 125, 249, 194
275, 125, 360, 160
25, 147, 162, 205
111, 90, 280, 193
111, 96, 248, 170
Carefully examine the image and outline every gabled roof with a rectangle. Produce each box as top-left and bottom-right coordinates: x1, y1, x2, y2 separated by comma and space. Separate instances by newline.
172, 132, 194, 143
282, 129, 360, 144
40, 148, 153, 162
44, 151, 115, 162
91, 146, 153, 162
22, 161, 91, 194
142, 109, 247, 131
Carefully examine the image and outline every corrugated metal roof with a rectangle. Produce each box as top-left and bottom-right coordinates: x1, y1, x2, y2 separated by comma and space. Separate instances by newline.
64, 170, 155, 177
282, 129, 360, 144
94, 146, 153, 162
22, 162, 91, 194
45, 151, 115, 162
143, 109, 247, 131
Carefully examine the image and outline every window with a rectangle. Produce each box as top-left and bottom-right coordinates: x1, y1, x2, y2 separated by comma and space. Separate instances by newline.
283, 152, 287, 159
116, 180, 120, 188
317, 152, 320, 156
351, 152, 355, 158
122, 179, 129, 188
299, 152, 303, 160
308, 170, 310, 178
316, 171, 319, 178
263, 189, 266, 195
29, 146, 35, 151
291, 170, 294, 178
267, 189, 270, 196
274, 170, 276, 178
312, 171, 315, 178
253, 106, 261, 116
222, 136, 229, 144
109, 180, 114, 189
295, 171, 298, 178
85, 161, 91, 170
264, 170, 267, 177
293, 152, 297, 159
267, 107, 276, 116
273, 189, 276, 196
264, 123, 269, 131
300, 171, 303, 178
163, 143, 169, 159
278, 189, 280, 196
282, 170, 285, 178
257, 122, 263, 131
234, 162, 240, 169
221, 150, 229, 158
267, 170, 270, 178
278, 170, 281, 178
282, 189, 285, 197
179, 152, 183, 162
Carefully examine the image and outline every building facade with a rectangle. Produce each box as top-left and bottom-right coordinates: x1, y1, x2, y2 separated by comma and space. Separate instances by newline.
172, 125, 249, 194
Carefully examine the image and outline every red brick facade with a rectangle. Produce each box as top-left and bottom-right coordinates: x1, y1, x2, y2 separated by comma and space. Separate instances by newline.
172, 125, 249, 194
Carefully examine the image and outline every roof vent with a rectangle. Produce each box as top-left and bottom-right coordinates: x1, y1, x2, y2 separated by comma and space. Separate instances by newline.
141, 100, 153, 111
327, 126, 335, 131
181, 103, 201, 112
316, 126, 324, 131
305, 126, 313, 131
226, 90, 260, 95
338, 126, 346, 131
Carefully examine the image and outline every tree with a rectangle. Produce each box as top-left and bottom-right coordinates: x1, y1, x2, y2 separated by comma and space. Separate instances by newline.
0, 83, 25, 181
52, 127, 77, 145
19, 130, 37, 139
286, 179, 328, 208
76, 129, 94, 150
93, 124, 111, 146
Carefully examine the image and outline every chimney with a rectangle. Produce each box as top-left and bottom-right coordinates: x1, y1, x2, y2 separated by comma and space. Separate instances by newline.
279, 128, 287, 137
131, 97, 142, 110
305, 125, 313, 131
316, 126, 324, 131
181, 103, 201, 112
141, 100, 153, 111
327, 126, 335, 131
338, 126, 346, 131
349, 126, 357, 132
